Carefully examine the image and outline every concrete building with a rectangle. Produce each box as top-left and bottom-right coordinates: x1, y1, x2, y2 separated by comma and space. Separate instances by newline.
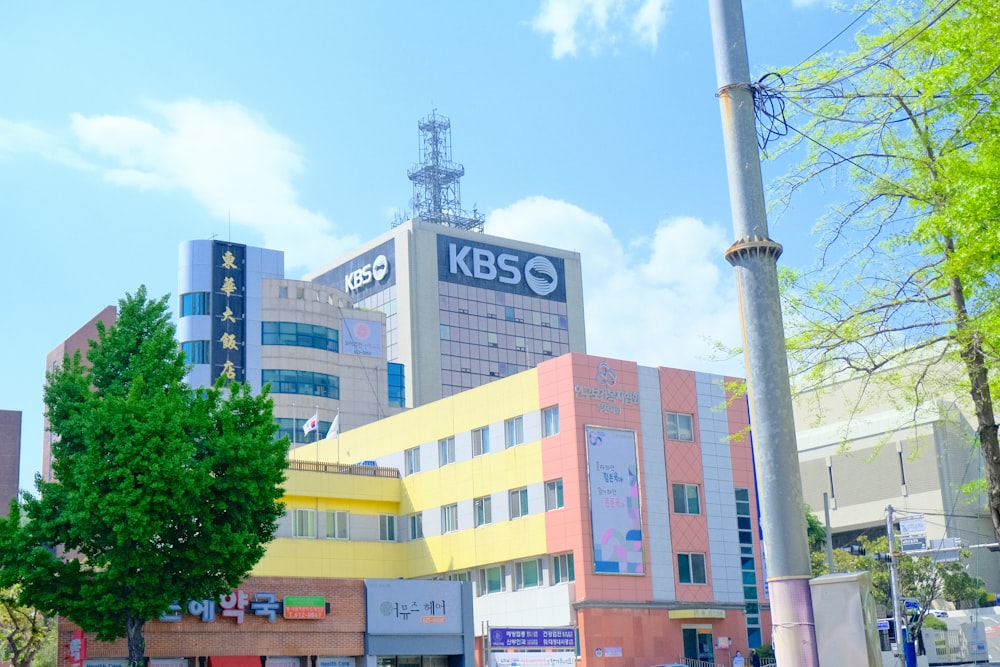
0, 409, 21, 512
43, 305, 116, 481
177, 240, 403, 444
267, 352, 768, 666
305, 219, 587, 409
793, 363, 1000, 591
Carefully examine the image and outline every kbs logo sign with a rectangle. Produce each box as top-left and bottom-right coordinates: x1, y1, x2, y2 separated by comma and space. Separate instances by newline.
310, 241, 395, 301
344, 254, 389, 292
437, 234, 567, 302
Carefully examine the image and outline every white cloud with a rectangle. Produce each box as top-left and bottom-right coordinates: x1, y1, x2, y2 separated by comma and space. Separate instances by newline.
487, 196, 745, 375
64, 100, 359, 271
532, 0, 671, 58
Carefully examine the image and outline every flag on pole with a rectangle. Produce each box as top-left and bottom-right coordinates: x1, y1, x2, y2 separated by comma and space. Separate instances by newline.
302, 412, 318, 435
326, 412, 340, 439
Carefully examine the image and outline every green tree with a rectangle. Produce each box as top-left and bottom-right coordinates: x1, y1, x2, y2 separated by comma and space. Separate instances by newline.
809, 533, 985, 636
769, 1, 1000, 541
0, 585, 52, 667
0, 287, 288, 667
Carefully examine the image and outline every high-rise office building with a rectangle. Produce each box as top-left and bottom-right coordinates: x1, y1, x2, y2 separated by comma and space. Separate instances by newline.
306, 219, 586, 408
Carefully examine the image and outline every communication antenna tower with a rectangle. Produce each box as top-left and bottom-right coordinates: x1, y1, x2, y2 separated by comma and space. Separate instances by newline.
396, 111, 484, 232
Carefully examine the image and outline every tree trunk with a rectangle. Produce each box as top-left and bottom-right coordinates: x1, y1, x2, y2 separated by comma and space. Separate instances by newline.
947, 261, 1000, 544
125, 614, 145, 667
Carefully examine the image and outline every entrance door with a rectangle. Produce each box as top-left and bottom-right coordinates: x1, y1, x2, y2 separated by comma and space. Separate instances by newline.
696, 633, 715, 662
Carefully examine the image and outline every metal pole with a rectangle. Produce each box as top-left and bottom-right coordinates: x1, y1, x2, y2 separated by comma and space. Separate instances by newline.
886, 505, 905, 667
708, 2, 819, 665
824, 492, 835, 573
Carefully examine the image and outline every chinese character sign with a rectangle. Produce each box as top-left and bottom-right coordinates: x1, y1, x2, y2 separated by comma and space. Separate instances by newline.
211, 241, 246, 383
585, 426, 644, 574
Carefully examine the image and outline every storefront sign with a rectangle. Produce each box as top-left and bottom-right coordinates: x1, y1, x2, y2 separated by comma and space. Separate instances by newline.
283, 596, 327, 619
366, 579, 463, 635
490, 628, 575, 648
266, 659, 299, 667
158, 590, 286, 624
586, 426, 644, 575
668, 609, 726, 619
84, 660, 127, 667
491, 652, 575, 667
317, 658, 355, 667
150, 659, 188, 667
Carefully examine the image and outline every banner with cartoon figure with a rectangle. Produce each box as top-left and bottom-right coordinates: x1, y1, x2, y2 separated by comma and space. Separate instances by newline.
585, 426, 643, 574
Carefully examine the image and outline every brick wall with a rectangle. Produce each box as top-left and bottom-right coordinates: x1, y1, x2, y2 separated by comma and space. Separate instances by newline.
57, 577, 366, 667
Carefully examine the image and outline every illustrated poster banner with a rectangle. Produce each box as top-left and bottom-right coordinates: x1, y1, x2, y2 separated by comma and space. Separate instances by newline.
585, 426, 643, 574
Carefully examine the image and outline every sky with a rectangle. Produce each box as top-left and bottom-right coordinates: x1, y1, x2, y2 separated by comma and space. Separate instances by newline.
1, 0, 850, 491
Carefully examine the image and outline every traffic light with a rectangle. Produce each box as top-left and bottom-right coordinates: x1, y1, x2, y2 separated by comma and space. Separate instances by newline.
842, 544, 866, 556
874, 552, 893, 563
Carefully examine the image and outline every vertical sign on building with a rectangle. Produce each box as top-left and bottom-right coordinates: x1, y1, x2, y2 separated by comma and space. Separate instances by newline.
585, 426, 644, 574
211, 241, 246, 383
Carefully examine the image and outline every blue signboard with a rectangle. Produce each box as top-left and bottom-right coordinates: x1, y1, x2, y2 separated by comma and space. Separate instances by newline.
211, 241, 246, 383
311, 240, 395, 302
436, 234, 566, 302
489, 627, 576, 648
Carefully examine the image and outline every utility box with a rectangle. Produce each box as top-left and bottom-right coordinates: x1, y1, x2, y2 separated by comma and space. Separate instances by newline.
810, 571, 883, 667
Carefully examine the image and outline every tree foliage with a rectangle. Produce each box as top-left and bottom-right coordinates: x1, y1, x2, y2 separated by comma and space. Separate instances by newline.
0, 287, 288, 667
768, 0, 1000, 542
809, 531, 986, 642
0, 585, 52, 667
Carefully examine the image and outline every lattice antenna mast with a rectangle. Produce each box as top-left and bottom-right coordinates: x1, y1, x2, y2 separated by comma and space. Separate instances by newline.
402, 111, 484, 232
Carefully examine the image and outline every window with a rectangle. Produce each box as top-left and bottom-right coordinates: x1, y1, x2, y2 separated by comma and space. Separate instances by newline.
441, 504, 459, 533
325, 510, 348, 539
261, 369, 340, 399
545, 479, 564, 510
672, 483, 701, 515
292, 509, 316, 538
405, 447, 420, 475
262, 321, 339, 352
409, 512, 423, 540
677, 553, 707, 584
440, 324, 450, 340
515, 559, 543, 589
510, 487, 529, 519
478, 565, 506, 595
379, 514, 396, 542
181, 340, 210, 365
474, 496, 492, 527
472, 426, 490, 456
542, 405, 560, 436
438, 437, 456, 466
505, 416, 524, 447
448, 571, 470, 582
552, 553, 575, 584
665, 412, 694, 441
179, 292, 210, 316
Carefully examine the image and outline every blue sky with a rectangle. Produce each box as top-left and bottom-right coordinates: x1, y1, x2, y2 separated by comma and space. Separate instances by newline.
1, 0, 846, 490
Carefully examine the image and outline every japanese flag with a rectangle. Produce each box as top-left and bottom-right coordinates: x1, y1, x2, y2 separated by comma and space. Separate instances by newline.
303, 412, 318, 435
